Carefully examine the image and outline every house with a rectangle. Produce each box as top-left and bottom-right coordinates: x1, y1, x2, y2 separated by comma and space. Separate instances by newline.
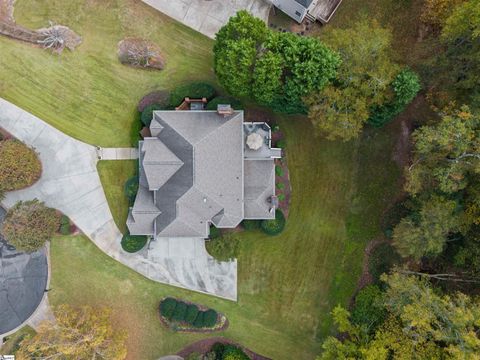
270, 0, 343, 24
127, 107, 281, 239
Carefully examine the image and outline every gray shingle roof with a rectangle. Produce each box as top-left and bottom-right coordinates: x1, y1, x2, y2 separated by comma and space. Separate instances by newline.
295, 0, 314, 8
127, 110, 279, 239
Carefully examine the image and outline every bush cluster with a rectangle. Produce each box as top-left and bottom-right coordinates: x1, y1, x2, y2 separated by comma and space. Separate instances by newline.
241, 220, 260, 230
260, 209, 286, 236
169, 82, 216, 108
159, 298, 219, 329
59, 215, 71, 235
141, 104, 163, 127
2, 200, 60, 253
0, 139, 41, 192
206, 234, 239, 261
121, 233, 148, 253
206, 96, 243, 110
210, 343, 249, 360
124, 176, 139, 205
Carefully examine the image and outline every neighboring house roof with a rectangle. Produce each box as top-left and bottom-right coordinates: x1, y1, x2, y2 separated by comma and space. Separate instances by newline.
295, 0, 314, 8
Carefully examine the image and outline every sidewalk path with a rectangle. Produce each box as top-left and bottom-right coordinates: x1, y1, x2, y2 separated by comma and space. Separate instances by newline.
142, 0, 271, 39
0, 98, 237, 301
97, 147, 139, 160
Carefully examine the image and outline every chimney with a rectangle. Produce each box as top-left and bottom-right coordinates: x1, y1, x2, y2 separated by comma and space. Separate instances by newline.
217, 104, 234, 116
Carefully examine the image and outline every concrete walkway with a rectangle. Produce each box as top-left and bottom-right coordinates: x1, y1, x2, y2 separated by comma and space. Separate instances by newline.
97, 147, 139, 160
0, 98, 237, 301
142, 0, 271, 39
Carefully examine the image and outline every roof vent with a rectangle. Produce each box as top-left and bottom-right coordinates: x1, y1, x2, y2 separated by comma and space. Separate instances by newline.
217, 104, 234, 116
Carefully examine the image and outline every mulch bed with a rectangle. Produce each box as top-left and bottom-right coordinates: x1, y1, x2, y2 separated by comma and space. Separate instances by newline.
176, 337, 272, 360
158, 298, 229, 333
118, 38, 165, 70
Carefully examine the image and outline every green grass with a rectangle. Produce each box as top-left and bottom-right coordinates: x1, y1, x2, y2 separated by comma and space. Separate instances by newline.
97, 160, 136, 234
88, 117, 400, 359
0, 0, 215, 147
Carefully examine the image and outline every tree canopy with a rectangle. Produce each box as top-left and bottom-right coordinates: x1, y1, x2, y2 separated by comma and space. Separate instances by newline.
317, 272, 480, 360
1, 200, 59, 253
214, 11, 340, 114
17, 305, 127, 360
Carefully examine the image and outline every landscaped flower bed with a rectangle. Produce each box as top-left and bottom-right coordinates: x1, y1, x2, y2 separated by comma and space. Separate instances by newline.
159, 297, 228, 332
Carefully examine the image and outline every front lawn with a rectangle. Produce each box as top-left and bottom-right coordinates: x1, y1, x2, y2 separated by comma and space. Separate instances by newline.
82, 117, 401, 359
0, 0, 215, 147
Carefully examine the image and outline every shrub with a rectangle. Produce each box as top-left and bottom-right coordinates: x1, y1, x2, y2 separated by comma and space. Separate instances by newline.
169, 82, 216, 107
382, 200, 411, 238
206, 96, 243, 110
2, 200, 59, 253
275, 139, 286, 149
124, 176, 139, 205
212, 342, 226, 358
368, 243, 402, 284
206, 234, 239, 261
278, 194, 286, 202
172, 302, 187, 322
193, 311, 205, 328
203, 309, 218, 328
260, 209, 286, 236
121, 233, 148, 253
276, 182, 285, 190
160, 298, 178, 320
0, 139, 41, 192
185, 304, 200, 325
275, 165, 284, 177
223, 345, 250, 360
209, 225, 221, 239
59, 215, 71, 235
137, 90, 170, 112
242, 220, 260, 230
351, 285, 386, 333
141, 104, 163, 126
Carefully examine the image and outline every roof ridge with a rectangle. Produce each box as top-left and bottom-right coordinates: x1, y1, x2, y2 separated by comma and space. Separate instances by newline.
193, 111, 243, 146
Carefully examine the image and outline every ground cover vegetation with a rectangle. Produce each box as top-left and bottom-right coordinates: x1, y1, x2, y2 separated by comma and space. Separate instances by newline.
17, 305, 127, 359
1, 199, 59, 252
92, 114, 401, 358
0, 0, 216, 147
0, 139, 41, 197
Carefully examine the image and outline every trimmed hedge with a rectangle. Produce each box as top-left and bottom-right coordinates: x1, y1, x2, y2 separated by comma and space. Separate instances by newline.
169, 82, 216, 107
141, 104, 163, 126
209, 225, 221, 239
121, 233, 148, 253
275, 165, 284, 177
159, 298, 220, 329
260, 209, 286, 236
124, 176, 139, 205
159, 297, 177, 320
242, 220, 260, 230
185, 304, 200, 324
59, 215, 71, 235
206, 96, 243, 110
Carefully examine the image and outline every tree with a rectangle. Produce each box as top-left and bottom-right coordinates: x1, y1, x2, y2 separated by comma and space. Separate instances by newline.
392, 196, 459, 259
307, 20, 399, 140
213, 11, 340, 113
0, 139, 41, 192
421, 0, 464, 30
406, 107, 480, 195
17, 305, 127, 360
351, 285, 386, 334
317, 272, 480, 359
439, 0, 480, 106
306, 86, 369, 141
1, 200, 59, 253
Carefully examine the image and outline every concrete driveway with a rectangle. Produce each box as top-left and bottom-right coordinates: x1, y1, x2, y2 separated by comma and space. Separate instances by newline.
0, 98, 237, 301
142, 0, 271, 38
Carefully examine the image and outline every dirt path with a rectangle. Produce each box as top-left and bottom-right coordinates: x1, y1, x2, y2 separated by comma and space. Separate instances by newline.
176, 337, 271, 360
